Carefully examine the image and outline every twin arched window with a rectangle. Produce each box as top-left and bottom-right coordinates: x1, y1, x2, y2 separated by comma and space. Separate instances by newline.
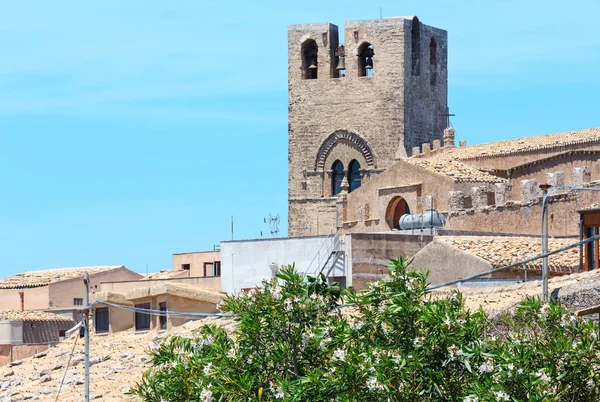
331, 160, 362, 195
357, 43, 374, 77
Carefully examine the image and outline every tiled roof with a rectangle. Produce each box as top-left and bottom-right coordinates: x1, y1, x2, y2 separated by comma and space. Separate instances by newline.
0, 266, 124, 289
0, 311, 73, 322
443, 127, 600, 160
405, 158, 507, 183
440, 236, 578, 273
147, 270, 189, 280
126, 282, 224, 304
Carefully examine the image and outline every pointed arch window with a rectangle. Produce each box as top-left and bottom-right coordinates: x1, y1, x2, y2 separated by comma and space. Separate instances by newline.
357, 43, 374, 77
348, 160, 362, 192
411, 17, 421, 76
332, 160, 344, 195
429, 37, 437, 85
301, 39, 318, 80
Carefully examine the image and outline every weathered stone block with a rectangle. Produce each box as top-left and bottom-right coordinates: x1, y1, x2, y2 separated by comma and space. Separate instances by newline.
471, 186, 488, 211
432, 139, 441, 150
520, 179, 538, 203
421, 143, 431, 155
443, 127, 455, 148
494, 183, 512, 206
411, 146, 420, 157
573, 167, 591, 187
459, 140, 467, 147
448, 191, 465, 213
547, 171, 565, 188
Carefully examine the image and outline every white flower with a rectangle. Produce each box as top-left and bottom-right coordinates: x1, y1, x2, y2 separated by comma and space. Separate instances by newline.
366, 378, 384, 391
517, 368, 523, 375
270, 382, 284, 399
539, 303, 551, 317
333, 348, 346, 362
478, 359, 494, 374
413, 337, 424, 346
536, 371, 551, 383
587, 378, 596, 390
507, 363, 514, 371
349, 317, 364, 330
271, 287, 282, 300
464, 396, 479, 402
203, 362, 213, 375
284, 300, 293, 311
494, 390, 509, 401
200, 387, 213, 402
447, 344, 459, 361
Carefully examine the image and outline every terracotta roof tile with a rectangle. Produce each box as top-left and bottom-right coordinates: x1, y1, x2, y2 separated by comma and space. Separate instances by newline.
0, 266, 124, 289
443, 127, 600, 160
0, 311, 73, 322
440, 236, 578, 272
147, 270, 189, 280
405, 158, 507, 183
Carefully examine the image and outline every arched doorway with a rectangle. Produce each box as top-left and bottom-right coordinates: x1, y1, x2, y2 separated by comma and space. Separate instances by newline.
386, 196, 411, 230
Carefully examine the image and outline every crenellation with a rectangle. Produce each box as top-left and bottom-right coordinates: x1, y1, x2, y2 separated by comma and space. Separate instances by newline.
520, 179, 538, 204
573, 166, 591, 187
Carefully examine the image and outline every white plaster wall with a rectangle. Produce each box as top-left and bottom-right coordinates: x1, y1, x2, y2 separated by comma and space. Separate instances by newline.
0, 322, 23, 345
220, 236, 339, 294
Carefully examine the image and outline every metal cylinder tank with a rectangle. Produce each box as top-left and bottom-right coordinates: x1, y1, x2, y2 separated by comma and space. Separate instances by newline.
399, 209, 446, 230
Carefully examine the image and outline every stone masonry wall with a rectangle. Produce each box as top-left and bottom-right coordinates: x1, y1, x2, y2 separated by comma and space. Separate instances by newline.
288, 18, 448, 236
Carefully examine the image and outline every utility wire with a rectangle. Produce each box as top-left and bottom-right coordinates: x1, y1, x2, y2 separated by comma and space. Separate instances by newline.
91, 300, 233, 318
428, 232, 600, 291
55, 327, 80, 402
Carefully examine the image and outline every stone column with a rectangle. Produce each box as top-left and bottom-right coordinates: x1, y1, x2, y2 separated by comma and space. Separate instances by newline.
494, 183, 512, 206
547, 171, 565, 193
421, 143, 431, 155
432, 139, 441, 151
520, 179, 538, 204
471, 186, 488, 211
411, 146, 420, 157
448, 191, 465, 213
443, 127, 455, 148
573, 167, 591, 187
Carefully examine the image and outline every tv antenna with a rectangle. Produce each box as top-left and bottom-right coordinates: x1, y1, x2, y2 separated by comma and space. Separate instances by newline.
262, 213, 280, 237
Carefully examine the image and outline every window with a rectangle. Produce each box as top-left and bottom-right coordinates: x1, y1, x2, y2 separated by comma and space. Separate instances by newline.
73, 298, 83, 306
181, 264, 190, 271
411, 17, 421, 76
348, 160, 362, 192
301, 39, 318, 80
203, 261, 222, 277
332, 160, 345, 195
135, 303, 151, 331
159, 302, 167, 331
334, 45, 346, 78
95, 308, 109, 333
429, 37, 437, 85
357, 43, 374, 77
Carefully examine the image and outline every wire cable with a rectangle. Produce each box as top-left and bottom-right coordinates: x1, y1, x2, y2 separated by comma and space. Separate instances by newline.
54, 327, 80, 402
91, 300, 233, 318
428, 232, 600, 291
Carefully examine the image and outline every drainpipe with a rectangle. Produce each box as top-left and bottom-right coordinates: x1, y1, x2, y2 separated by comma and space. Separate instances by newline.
579, 214, 584, 273
540, 184, 551, 303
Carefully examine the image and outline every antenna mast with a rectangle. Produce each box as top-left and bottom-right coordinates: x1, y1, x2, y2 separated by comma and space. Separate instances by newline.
263, 213, 280, 237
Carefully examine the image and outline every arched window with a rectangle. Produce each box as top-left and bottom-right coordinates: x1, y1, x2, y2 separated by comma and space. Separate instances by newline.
411, 17, 421, 76
429, 37, 437, 85
332, 160, 344, 195
357, 42, 374, 77
348, 160, 361, 192
301, 39, 318, 80
386, 196, 411, 230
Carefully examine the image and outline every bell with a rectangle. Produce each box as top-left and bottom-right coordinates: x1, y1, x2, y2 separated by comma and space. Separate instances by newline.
365, 57, 373, 70
335, 56, 346, 71
309, 58, 318, 69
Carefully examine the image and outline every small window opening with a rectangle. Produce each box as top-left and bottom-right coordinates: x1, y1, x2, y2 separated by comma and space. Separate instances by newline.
95, 307, 109, 333
334, 45, 346, 78
159, 302, 167, 331
411, 17, 421, 76
135, 303, 151, 331
332, 160, 345, 195
73, 298, 83, 306
429, 37, 437, 85
358, 43, 374, 77
348, 160, 362, 192
181, 264, 190, 271
301, 39, 318, 80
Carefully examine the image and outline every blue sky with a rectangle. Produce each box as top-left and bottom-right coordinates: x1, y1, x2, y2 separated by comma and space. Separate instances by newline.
0, 1, 599, 276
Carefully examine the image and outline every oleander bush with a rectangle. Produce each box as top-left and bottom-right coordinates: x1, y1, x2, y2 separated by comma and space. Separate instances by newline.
133, 258, 600, 402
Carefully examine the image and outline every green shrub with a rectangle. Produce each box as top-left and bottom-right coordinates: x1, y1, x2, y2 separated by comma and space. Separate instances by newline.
132, 258, 600, 401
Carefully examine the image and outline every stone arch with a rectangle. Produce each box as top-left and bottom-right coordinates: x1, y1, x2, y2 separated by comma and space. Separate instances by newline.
315, 130, 376, 171
386, 196, 411, 230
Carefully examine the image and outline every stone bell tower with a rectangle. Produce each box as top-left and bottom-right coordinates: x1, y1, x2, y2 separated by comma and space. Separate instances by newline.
288, 17, 448, 236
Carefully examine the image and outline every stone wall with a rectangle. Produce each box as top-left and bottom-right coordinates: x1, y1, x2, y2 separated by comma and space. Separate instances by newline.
347, 232, 433, 290
288, 17, 448, 236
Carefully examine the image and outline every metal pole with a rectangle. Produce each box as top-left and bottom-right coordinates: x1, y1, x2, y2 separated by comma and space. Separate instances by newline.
83, 272, 90, 402
540, 184, 551, 302
231, 215, 234, 241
